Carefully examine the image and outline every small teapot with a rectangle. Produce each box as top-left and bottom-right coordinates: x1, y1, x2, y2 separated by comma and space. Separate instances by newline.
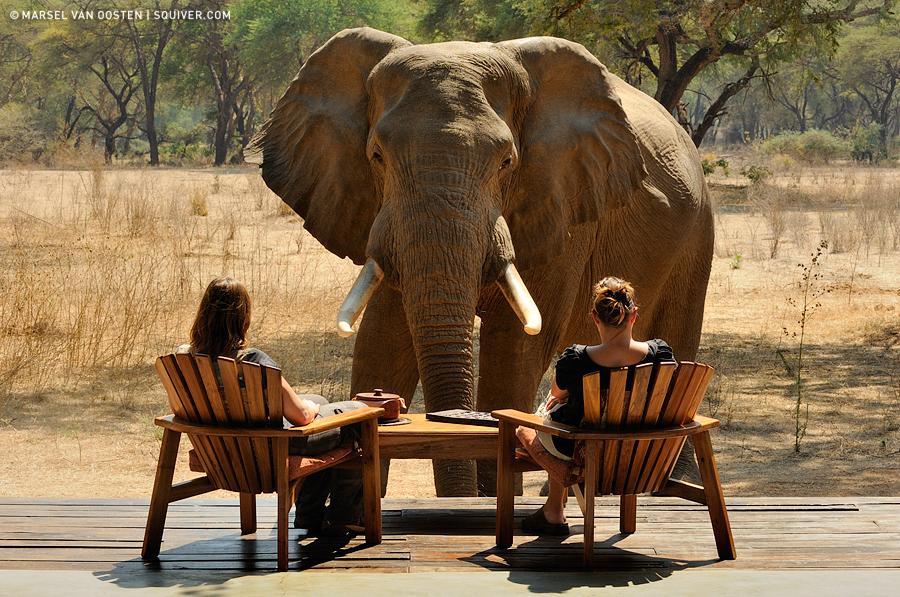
353, 388, 407, 422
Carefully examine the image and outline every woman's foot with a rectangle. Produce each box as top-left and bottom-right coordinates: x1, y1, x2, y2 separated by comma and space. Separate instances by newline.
521, 507, 570, 536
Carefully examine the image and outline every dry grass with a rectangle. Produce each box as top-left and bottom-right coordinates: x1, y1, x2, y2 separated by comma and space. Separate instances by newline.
0, 165, 898, 499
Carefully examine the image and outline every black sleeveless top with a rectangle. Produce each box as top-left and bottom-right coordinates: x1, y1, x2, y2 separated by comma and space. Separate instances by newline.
548, 340, 675, 456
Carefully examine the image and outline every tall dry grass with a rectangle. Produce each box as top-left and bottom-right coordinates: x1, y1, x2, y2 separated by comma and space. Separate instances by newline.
724, 172, 900, 262
0, 169, 353, 415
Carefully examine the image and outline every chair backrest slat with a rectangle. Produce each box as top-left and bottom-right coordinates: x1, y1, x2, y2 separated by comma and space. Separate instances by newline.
264, 366, 283, 421
174, 353, 215, 423
240, 362, 275, 492
582, 372, 602, 425
210, 357, 262, 491
158, 355, 199, 421
195, 355, 228, 423
193, 354, 250, 491
596, 369, 626, 494
154, 353, 284, 494
155, 357, 187, 419
628, 362, 677, 493
582, 360, 713, 496
604, 369, 628, 426
626, 365, 653, 424
643, 364, 676, 425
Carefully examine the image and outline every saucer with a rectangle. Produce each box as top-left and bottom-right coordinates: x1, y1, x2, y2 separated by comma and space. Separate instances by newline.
378, 417, 412, 426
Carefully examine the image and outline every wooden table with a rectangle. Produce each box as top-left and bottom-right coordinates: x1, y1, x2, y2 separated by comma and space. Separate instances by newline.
377, 413, 499, 460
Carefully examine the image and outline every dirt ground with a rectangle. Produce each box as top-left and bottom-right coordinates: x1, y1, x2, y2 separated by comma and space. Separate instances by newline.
0, 165, 897, 499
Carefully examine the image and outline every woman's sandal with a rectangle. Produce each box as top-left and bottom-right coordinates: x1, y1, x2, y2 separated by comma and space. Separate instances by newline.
521, 507, 570, 536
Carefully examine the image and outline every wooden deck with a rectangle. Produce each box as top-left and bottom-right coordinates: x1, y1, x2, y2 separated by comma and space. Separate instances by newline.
1, 497, 898, 573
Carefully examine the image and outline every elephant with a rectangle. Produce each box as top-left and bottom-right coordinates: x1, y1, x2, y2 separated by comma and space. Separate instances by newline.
247, 27, 714, 497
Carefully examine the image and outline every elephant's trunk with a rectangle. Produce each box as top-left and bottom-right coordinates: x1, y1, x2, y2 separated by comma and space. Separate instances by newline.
394, 213, 485, 496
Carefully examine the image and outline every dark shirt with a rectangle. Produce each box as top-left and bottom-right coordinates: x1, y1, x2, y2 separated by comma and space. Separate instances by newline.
548, 340, 675, 456
236, 347, 279, 369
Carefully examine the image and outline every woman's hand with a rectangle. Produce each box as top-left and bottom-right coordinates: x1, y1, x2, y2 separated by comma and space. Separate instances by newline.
545, 380, 569, 411
281, 377, 318, 426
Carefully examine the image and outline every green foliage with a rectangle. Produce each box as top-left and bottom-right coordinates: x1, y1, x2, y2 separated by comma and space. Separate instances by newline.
702, 158, 729, 176
159, 142, 212, 165
835, 21, 900, 158
419, 1, 897, 146
0, 103, 45, 162
759, 130, 850, 164
729, 254, 743, 270
2, 0, 897, 164
850, 123, 885, 163
741, 164, 772, 185
230, 0, 412, 89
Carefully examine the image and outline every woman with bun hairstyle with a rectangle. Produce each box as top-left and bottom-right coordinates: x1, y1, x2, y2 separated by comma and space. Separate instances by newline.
521, 276, 675, 536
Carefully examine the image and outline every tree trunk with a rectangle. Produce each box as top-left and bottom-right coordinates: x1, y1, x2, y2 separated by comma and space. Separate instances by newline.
146, 102, 159, 165
213, 107, 229, 166
104, 133, 115, 164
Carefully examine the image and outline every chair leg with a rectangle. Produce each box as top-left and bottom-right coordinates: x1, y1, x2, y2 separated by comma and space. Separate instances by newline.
495, 421, 516, 549
620, 494, 637, 534
361, 418, 382, 545
142, 429, 181, 559
572, 482, 587, 516
582, 441, 601, 567
239, 493, 256, 535
275, 440, 290, 572
693, 431, 736, 560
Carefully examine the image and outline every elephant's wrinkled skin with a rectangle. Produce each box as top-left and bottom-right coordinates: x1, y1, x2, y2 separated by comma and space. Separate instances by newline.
249, 28, 714, 497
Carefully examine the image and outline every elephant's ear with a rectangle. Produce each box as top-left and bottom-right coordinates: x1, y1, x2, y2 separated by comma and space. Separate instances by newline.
497, 37, 647, 269
246, 28, 410, 265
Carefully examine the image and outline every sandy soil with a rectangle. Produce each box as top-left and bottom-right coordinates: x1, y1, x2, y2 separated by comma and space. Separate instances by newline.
0, 166, 897, 499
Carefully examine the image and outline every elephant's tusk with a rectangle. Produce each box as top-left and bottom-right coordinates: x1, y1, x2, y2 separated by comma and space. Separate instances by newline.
336, 259, 384, 337
497, 263, 542, 335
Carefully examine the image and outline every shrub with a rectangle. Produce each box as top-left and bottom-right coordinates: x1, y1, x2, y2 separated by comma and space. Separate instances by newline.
759, 129, 850, 164
702, 156, 730, 176
190, 189, 209, 216
741, 164, 772, 184
0, 103, 45, 163
850, 123, 883, 163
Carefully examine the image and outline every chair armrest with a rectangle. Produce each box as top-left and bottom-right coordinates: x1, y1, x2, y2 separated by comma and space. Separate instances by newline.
492, 409, 718, 440
491, 409, 581, 439
286, 407, 384, 437
693, 414, 721, 430
154, 407, 385, 438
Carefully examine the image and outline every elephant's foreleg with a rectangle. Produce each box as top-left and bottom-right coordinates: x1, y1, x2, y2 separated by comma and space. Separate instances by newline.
351, 284, 419, 496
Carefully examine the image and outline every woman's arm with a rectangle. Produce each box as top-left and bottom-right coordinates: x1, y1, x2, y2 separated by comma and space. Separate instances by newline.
545, 378, 569, 410
280, 377, 320, 426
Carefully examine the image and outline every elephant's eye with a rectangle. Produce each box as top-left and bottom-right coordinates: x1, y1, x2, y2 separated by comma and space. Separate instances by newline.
499, 156, 512, 170
371, 149, 383, 164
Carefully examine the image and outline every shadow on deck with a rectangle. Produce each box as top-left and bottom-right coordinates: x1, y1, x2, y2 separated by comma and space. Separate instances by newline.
1, 496, 899, 592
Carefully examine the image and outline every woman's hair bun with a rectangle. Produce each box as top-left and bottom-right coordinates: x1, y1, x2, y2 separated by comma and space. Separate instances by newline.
591, 276, 636, 327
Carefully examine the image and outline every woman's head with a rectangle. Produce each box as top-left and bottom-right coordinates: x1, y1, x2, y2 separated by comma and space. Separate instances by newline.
590, 276, 636, 328
190, 277, 251, 358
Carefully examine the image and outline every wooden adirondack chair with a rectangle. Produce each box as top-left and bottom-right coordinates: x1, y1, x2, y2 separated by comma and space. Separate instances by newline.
494, 361, 735, 566
142, 352, 384, 571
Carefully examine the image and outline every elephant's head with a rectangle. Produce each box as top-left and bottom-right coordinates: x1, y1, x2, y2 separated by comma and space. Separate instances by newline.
248, 27, 646, 412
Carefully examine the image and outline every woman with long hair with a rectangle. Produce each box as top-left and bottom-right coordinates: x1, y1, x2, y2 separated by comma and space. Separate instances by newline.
178, 276, 365, 537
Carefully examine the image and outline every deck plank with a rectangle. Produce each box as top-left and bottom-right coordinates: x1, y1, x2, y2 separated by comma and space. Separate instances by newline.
0, 497, 897, 572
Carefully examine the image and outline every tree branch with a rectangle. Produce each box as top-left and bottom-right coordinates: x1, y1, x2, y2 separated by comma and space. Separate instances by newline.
692, 54, 762, 146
